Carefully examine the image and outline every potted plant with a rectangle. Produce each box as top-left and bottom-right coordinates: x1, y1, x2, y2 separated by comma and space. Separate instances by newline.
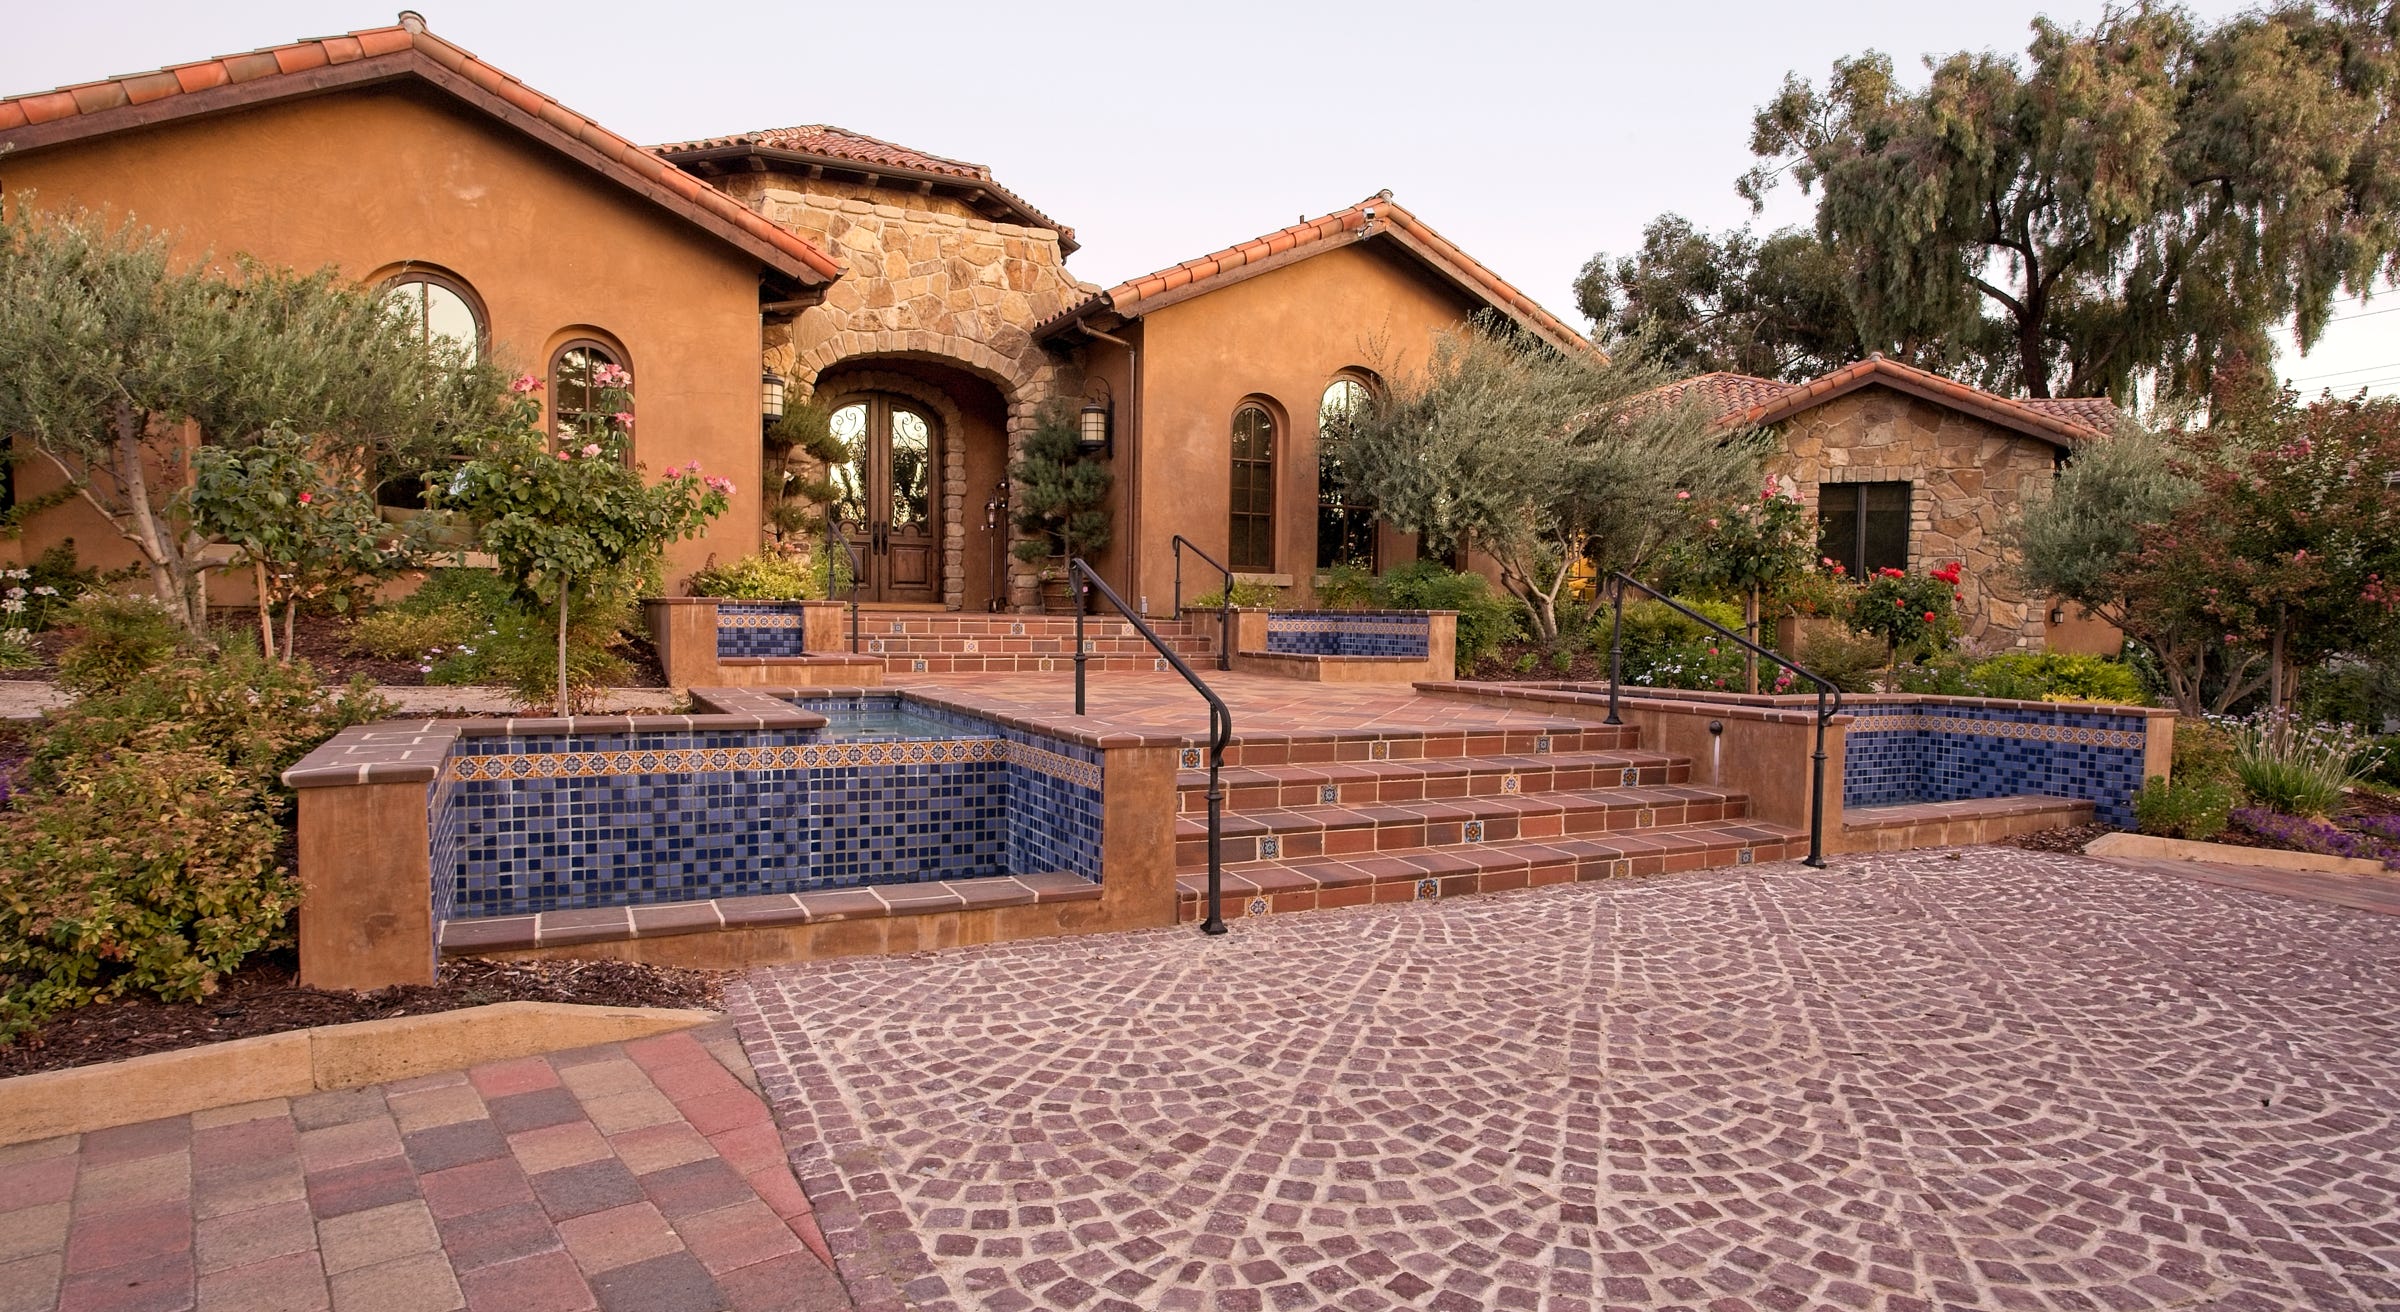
1008, 402, 1112, 613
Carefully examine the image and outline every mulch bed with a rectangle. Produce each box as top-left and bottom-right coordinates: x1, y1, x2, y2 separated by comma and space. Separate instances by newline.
1994, 822, 2113, 854
0, 953, 728, 1079
209, 608, 670, 689
0, 630, 66, 682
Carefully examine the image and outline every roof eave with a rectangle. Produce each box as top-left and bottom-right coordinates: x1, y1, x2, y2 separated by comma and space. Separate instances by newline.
658, 141, 1079, 256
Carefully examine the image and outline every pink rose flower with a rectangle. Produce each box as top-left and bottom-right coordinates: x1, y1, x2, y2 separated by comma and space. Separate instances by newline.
581, 443, 602, 458
613, 412, 635, 428
297, 491, 313, 505
1674, 490, 1691, 501
510, 373, 543, 393
556, 450, 573, 461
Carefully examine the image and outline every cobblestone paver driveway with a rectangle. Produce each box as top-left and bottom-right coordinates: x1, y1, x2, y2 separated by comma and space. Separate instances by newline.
732, 848, 2400, 1311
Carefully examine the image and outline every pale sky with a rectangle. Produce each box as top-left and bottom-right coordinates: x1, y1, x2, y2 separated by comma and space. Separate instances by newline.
6, 0, 2393, 398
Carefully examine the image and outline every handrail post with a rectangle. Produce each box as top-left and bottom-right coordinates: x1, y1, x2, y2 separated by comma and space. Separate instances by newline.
1073, 566, 1087, 716
1173, 543, 1184, 616
1806, 687, 1829, 868
1201, 701, 1228, 935
1606, 580, 1624, 726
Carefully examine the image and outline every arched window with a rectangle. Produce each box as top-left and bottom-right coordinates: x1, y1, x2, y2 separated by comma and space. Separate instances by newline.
1317, 376, 1377, 571
1229, 403, 1277, 572
549, 340, 628, 449
380, 271, 485, 363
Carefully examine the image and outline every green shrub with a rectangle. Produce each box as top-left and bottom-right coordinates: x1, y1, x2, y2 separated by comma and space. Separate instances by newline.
346, 607, 477, 662
1371, 561, 1523, 672
2365, 736, 2400, 789
1795, 626, 1887, 694
2172, 717, 2240, 787
2133, 775, 2235, 841
1190, 580, 1283, 609
54, 593, 187, 693
2, 646, 388, 1040
686, 550, 823, 601
1315, 563, 1379, 610
478, 591, 634, 713
1959, 652, 2149, 704
2226, 709, 2382, 817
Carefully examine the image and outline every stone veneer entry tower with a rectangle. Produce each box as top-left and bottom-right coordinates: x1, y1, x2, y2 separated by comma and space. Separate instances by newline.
659, 128, 1095, 611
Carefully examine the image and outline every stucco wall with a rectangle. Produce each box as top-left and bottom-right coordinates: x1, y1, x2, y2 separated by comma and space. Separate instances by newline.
1765, 387, 2062, 650
0, 86, 773, 592
1125, 241, 1487, 615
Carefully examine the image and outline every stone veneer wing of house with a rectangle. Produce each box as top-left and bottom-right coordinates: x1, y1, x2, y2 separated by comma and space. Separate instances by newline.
1653, 355, 2121, 651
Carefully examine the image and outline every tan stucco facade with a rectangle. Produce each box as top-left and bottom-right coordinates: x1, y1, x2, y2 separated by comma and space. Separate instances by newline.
1764, 387, 2065, 650
0, 85, 780, 591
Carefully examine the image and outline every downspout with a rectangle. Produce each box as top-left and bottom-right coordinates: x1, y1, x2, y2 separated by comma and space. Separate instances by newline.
1081, 323, 1142, 612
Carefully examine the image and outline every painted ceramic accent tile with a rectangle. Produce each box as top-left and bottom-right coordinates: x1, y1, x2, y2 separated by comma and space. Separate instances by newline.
1263, 611, 1432, 659
716, 602, 811, 658
1842, 701, 2149, 826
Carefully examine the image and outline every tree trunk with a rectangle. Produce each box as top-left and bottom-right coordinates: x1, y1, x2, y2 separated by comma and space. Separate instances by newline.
111, 403, 196, 632
556, 581, 571, 718
2269, 608, 2287, 710
282, 597, 298, 666
253, 559, 276, 662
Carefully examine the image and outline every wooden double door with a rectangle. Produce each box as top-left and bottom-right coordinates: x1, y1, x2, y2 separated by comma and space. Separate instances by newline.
829, 395, 940, 604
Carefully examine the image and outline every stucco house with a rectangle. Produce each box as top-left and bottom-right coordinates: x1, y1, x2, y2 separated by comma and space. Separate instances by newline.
0, 13, 1587, 617
1654, 356, 2121, 652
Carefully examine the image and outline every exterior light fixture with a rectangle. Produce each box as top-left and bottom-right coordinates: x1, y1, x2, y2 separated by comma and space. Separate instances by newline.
761, 371, 787, 426
1078, 380, 1113, 457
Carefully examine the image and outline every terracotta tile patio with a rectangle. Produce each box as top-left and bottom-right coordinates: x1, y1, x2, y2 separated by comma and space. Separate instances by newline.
730, 846, 2400, 1311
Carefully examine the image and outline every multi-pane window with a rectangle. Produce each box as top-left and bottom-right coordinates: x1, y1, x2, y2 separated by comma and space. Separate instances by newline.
1316, 377, 1377, 571
1230, 404, 1277, 571
381, 274, 484, 363
1817, 481, 1911, 576
550, 342, 626, 449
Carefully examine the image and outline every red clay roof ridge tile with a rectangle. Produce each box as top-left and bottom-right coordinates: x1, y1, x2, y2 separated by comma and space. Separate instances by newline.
0, 18, 843, 285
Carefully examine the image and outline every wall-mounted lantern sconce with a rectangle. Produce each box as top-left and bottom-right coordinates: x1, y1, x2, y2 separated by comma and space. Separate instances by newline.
2048, 606, 2067, 626
1078, 380, 1113, 458
761, 371, 787, 428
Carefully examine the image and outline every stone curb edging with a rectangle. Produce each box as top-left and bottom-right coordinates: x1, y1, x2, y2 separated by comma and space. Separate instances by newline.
2084, 831, 2392, 877
0, 1000, 714, 1146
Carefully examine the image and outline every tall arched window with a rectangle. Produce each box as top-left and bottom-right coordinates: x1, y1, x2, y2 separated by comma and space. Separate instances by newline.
549, 341, 627, 449
1317, 376, 1377, 571
380, 271, 485, 363
1229, 403, 1277, 571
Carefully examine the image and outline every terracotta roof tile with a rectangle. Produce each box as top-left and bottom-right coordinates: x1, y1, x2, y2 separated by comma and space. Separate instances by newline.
1038, 192, 1595, 358
0, 19, 841, 287
1655, 356, 2115, 448
652, 123, 1074, 249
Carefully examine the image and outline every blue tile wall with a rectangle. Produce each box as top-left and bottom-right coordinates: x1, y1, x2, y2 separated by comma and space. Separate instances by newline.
1264, 611, 1431, 658
436, 695, 1105, 921
716, 602, 810, 658
1841, 702, 2151, 827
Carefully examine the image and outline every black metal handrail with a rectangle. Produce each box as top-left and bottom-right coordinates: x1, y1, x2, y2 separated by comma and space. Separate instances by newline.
823, 518, 863, 654
1169, 535, 1235, 671
1070, 558, 1235, 935
1604, 573, 1841, 868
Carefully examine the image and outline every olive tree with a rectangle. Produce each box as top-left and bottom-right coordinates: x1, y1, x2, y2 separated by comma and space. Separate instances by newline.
0, 205, 509, 632
1326, 320, 1766, 644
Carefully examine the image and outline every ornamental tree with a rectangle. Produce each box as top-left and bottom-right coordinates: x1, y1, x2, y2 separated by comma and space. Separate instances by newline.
1677, 479, 1819, 690
440, 370, 731, 714
1847, 562, 1964, 665
189, 430, 410, 664
0, 206, 513, 632
1326, 319, 1766, 645
1008, 402, 1112, 570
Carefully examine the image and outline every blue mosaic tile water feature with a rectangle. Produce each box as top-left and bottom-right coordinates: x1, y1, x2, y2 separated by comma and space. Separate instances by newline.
439, 694, 1102, 918
716, 602, 809, 658
1264, 610, 1430, 658
1841, 700, 2152, 828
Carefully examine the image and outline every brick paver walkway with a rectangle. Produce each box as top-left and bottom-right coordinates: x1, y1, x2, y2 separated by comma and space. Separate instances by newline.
0, 1025, 852, 1312
731, 847, 2400, 1311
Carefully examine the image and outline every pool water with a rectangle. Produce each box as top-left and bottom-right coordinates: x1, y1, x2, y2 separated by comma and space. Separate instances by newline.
810, 704, 972, 741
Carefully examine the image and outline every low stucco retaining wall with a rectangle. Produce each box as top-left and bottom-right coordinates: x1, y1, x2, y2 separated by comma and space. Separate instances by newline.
0, 1002, 712, 1146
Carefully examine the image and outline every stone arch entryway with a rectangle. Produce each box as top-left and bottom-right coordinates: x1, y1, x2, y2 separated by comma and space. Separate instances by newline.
803, 361, 1015, 611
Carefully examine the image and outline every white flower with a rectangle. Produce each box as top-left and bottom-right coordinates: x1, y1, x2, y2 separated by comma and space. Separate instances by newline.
31, 586, 55, 597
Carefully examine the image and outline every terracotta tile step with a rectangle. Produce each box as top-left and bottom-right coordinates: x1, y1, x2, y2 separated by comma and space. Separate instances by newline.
1172, 785, 1751, 868
1173, 823, 1805, 922
864, 636, 1217, 655
438, 871, 1100, 953
1176, 750, 1693, 811
1205, 723, 1642, 768
858, 616, 1207, 639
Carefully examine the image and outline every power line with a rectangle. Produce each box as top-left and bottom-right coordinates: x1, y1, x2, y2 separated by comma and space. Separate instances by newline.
2288, 359, 2400, 383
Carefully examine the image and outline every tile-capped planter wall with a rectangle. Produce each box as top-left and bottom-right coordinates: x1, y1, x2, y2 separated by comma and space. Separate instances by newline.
1263, 610, 1431, 658
1841, 698, 2156, 827
715, 602, 811, 658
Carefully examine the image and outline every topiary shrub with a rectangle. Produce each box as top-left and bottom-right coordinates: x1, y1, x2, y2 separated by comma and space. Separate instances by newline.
2, 645, 388, 1040
53, 592, 187, 693
1795, 625, 1888, 694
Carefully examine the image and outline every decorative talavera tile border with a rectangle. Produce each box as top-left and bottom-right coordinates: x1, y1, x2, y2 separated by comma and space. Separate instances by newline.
717, 610, 805, 630
1265, 616, 1430, 636
446, 736, 1103, 789
1843, 711, 2146, 749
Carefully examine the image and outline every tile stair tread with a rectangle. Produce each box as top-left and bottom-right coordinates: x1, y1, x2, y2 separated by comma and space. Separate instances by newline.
1176, 749, 1691, 794
1173, 785, 1749, 839
1174, 821, 1806, 901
